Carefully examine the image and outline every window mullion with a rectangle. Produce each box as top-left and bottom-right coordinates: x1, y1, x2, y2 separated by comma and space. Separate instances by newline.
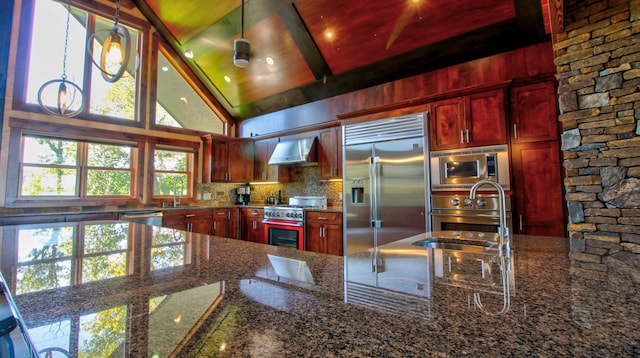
78, 142, 88, 198
82, 13, 97, 115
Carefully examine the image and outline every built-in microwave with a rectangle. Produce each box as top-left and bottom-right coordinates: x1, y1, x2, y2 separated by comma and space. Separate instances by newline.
430, 144, 510, 191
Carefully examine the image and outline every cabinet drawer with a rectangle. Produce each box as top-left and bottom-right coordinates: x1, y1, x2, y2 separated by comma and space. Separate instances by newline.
245, 208, 264, 218
306, 211, 342, 224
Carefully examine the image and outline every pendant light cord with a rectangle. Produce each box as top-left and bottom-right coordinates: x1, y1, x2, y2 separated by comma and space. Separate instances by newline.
241, 0, 245, 38
61, 0, 72, 80
114, 0, 120, 26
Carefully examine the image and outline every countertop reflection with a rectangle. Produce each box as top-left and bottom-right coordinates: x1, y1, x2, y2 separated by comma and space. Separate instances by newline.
0, 221, 638, 357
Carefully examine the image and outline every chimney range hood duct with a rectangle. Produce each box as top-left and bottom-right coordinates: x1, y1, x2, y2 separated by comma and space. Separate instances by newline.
268, 137, 318, 165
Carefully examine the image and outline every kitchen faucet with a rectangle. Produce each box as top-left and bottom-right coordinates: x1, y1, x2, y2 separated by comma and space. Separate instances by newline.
468, 180, 509, 256
173, 179, 182, 208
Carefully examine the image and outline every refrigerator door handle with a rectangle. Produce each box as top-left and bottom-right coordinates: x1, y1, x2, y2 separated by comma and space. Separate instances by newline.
370, 156, 382, 228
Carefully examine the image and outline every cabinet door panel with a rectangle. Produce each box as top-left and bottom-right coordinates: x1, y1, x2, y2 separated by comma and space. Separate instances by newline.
512, 141, 565, 237
325, 224, 343, 256
306, 222, 324, 253
510, 82, 559, 143
469, 89, 507, 146
211, 141, 228, 182
429, 97, 465, 150
319, 127, 342, 180
227, 140, 253, 182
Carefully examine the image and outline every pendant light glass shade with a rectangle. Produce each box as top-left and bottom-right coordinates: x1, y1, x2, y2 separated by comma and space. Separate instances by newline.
37, 0, 85, 117
38, 77, 85, 117
87, 0, 131, 82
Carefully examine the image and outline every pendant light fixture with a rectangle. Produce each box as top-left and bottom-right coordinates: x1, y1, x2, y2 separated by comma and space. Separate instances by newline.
87, 0, 131, 82
37, 0, 85, 117
233, 0, 250, 68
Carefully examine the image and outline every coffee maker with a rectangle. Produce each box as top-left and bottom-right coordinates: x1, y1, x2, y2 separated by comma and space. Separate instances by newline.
236, 186, 251, 205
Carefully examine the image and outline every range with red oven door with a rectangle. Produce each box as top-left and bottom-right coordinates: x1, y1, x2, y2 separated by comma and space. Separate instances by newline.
263, 196, 327, 250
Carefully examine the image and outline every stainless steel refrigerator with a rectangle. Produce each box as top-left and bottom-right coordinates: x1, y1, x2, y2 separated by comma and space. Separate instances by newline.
343, 114, 431, 297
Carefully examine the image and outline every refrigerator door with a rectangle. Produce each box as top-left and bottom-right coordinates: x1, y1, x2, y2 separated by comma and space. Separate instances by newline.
344, 142, 377, 286
373, 137, 427, 247
344, 137, 428, 290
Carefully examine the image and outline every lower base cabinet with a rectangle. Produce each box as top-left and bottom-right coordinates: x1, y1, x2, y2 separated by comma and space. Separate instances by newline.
212, 208, 239, 239
241, 208, 266, 244
162, 209, 213, 235
305, 211, 343, 256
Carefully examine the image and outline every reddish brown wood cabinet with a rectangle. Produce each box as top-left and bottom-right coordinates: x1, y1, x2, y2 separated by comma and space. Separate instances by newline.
509, 81, 559, 143
305, 211, 343, 256
241, 207, 266, 244
509, 81, 565, 237
162, 208, 213, 235
212, 208, 239, 239
211, 139, 253, 183
429, 89, 507, 150
252, 138, 290, 183
511, 141, 565, 237
318, 127, 342, 180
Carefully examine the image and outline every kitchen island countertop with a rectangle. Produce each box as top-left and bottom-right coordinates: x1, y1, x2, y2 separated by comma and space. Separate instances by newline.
0, 221, 637, 357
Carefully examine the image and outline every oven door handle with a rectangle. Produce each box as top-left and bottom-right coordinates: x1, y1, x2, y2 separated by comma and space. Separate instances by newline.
262, 219, 304, 227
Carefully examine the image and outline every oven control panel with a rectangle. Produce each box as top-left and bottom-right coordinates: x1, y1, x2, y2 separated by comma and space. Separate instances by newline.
264, 208, 305, 221
432, 194, 511, 212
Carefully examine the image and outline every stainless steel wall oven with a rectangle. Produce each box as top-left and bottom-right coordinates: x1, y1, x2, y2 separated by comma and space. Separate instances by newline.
430, 194, 513, 234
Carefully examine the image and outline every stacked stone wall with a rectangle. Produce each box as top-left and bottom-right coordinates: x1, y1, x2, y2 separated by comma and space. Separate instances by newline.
554, 0, 640, 258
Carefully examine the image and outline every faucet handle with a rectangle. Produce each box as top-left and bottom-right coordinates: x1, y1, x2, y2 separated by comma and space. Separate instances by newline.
463, 198, 473, 206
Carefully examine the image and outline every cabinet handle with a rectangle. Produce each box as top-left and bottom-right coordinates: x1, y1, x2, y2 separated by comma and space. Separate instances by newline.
318, 217, 327, 220
465, 129, 469, 143
185, 214, 195, 218
253, 221, 257, 230
213, 221, 217, 230
513, 124, 518, 139
320, 226, 325, 238
519, 215, 523, 231
460, 130, 464, 144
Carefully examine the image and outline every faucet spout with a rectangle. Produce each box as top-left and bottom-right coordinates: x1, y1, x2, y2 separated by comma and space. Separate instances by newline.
468, 180, 509, 255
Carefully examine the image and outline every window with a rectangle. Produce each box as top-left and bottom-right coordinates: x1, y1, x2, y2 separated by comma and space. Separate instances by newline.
20, 135, 135, 198
153, 148, 192, 198
23, 0, 140, 121
154, 46, 224, 133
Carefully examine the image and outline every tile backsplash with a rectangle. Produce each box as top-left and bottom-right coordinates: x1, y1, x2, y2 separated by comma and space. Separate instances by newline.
198, 166, 342, 206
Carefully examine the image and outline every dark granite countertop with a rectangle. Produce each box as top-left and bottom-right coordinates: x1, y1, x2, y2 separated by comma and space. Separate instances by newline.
0, 221, 637, 357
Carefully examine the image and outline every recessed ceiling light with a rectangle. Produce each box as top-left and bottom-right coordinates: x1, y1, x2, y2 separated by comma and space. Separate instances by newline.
224, 76, 231, 83
324, 30, 333, 39
161, 66, 169, 72
265, 57, 274, 65
184, 50, 194, 58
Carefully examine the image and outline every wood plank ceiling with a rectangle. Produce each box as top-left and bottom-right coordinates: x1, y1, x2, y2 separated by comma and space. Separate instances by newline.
134, 0, 551, 122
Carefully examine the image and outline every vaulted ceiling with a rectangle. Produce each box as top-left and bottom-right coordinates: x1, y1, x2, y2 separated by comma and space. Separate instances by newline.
133, 0, 551, 122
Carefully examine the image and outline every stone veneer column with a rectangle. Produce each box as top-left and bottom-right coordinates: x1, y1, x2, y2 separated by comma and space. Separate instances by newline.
554, 0, 640, 258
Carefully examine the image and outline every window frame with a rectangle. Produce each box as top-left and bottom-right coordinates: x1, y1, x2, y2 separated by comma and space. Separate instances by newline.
11, 0, 149, 126
149, 35, 231, 136
5, 118, 145, 208
150, 142, 198, 203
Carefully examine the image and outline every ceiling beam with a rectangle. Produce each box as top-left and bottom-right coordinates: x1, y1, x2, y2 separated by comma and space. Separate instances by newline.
277, 3, 332, 80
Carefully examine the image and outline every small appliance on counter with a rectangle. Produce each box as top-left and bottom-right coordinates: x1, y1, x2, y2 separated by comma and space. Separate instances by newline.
236, 186, 251, 205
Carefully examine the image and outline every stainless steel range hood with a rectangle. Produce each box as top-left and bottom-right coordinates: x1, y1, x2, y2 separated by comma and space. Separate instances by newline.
268, 137, 318, 165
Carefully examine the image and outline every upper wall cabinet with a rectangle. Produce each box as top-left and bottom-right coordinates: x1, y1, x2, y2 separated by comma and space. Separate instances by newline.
509, 81, 559, 143
429, 89, 507, 151
253, 138, 290, 183
318, 126, 342, 180
210, 139, 253, 183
